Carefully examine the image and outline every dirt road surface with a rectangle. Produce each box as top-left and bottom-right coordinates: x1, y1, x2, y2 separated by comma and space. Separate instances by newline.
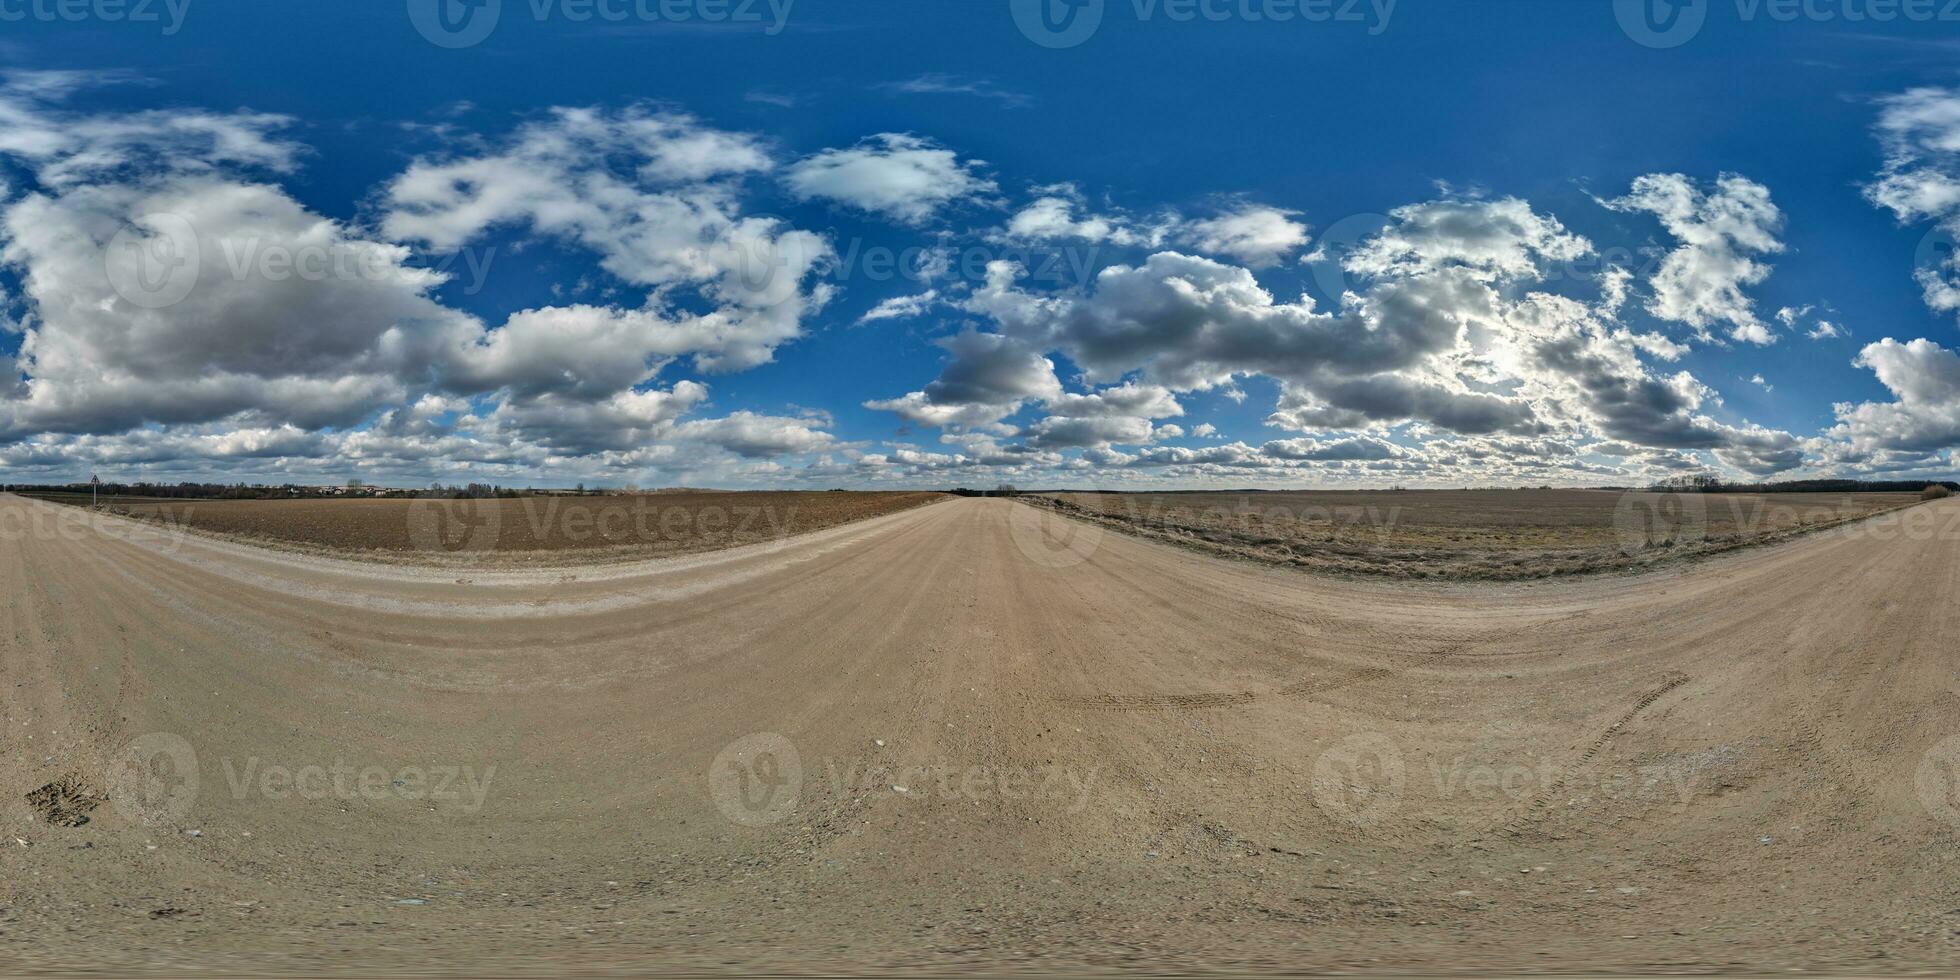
4, 492, 1959, 975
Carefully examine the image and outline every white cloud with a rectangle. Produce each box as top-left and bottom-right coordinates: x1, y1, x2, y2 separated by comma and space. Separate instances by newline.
1041, 382, 1183, 419
0, 82, 1859, 486
784, 133, 996, 225
1262, 436, 1404, 461
1179, 203, 1309, 267
1830, 337, 1960, 454
671, 410, 837, 458
0, 88, 862, 486
857, 290, 940, 324
381, 106, 830, 373
998, 187, 1168, 247
1603, 173, 1785, 345
1867, 88, 1960, 225
878, 74, 1030, 107
1864, 88, 1960, 326
863, 330, 1061, 431
875, 191, 1810, 477
1777, 304, 1844, 341
1023, 414, 1159, 449
1343, 197, 1589, 283
1, 175, 469, 437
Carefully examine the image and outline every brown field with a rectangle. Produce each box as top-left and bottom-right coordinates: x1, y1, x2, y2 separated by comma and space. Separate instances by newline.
1026, 488, 1926, 578
22, 490, 947, 564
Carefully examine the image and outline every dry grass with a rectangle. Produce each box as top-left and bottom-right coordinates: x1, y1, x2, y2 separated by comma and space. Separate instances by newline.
1924, 484, 1953, 500
23, 491, 947, 564
1024, 488, 1925, 579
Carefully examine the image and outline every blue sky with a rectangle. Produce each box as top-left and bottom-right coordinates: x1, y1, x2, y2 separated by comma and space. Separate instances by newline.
3, 0, 1960, 487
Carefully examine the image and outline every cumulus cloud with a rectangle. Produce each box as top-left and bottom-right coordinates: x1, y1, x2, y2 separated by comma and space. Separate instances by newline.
997, 185, 1169, 248
1864, 88, 1960, 325
1179, 203, 1309, 267
784, 133, 996, 225
0, 79, 1849, 487
1262, 436, 1404, 461
486, 382, 709, 454
1, 175, 469, 437
1343, 197, 1590, 283
1867, 88, 1960, 227
997, 190, 1311, 267
863, 330, 1061, 430
381, 106, 831, 373
1603, 173, 1785, 345
1830, 338, 1960, 454
672, 410, 837, 458
0, 71, 300, 190
1023, 414, 1159, 449
874, 190, 1808, 478
1041, 382, 1183, 420
1777, 304, 1844, 341
0, 85, 859, 485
